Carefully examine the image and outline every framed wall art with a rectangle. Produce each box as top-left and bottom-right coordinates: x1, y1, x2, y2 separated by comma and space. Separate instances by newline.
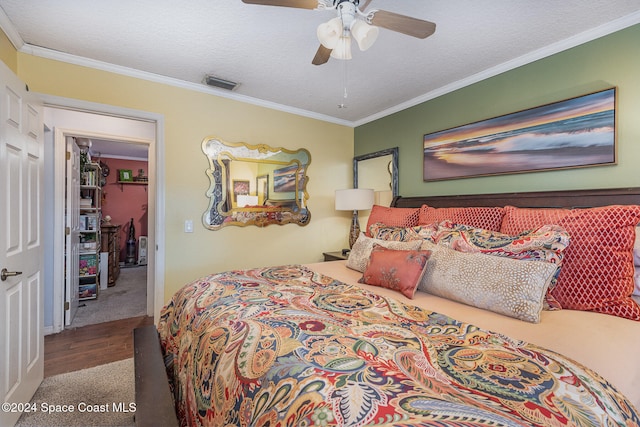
423, 87, 617, 181
273, 164, 304, 192
118, 169, 133, 182
232, 180, 250, 202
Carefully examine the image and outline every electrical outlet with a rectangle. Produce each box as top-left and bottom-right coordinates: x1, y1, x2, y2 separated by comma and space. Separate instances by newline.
184, 220, 194, 233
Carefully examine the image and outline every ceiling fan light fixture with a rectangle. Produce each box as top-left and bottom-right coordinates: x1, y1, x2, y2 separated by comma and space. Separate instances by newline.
330, 35, 352, 60
317, 16, 342, 49
351, 19, 378, 51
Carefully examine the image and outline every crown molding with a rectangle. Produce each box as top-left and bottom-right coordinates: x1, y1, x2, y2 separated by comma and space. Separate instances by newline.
19, 44, 353, 127
99, 153, 149, 161
354, 11, 640, 127
4, 8, 639, 129
0, 7, 23, 50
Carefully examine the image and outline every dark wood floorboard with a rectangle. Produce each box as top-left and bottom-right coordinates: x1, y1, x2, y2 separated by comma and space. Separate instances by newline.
44, 315, 154, 377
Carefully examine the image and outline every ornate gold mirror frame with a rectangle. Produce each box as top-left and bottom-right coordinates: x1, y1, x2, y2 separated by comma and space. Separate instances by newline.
202, 136, 311, 230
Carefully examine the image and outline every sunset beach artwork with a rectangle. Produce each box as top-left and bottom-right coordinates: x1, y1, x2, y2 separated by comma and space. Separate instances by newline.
423, 88, 616, 181
273, 163, 306, 193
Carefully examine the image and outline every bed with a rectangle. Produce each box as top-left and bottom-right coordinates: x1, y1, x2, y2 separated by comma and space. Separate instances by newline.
134, 187, 640, 427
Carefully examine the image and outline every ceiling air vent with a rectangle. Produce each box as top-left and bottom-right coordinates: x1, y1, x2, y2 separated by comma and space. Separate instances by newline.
204, 74, 238, 91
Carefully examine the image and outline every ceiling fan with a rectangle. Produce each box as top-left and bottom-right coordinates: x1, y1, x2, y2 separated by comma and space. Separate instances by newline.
241, 0, 436, 65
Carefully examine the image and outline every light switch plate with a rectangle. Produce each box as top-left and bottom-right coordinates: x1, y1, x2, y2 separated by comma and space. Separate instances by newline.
184, 219, 194, 233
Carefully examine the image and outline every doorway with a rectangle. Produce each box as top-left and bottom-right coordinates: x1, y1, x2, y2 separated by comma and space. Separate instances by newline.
70, 140, 150, 328
43, 101, 164, 335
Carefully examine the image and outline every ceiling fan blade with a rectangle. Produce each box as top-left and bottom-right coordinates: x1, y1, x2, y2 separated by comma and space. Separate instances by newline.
241, 0, 320, 9
369, 10, 436, 39
312, 45, 331, 65
359, 0, 373, 12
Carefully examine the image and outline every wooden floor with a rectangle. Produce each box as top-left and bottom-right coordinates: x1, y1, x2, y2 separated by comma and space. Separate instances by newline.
44, 315, 154, 377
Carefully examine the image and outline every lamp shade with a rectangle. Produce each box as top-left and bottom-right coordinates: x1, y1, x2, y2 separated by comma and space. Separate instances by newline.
330, 36, 352, 60
317, 17, 342, 49
236, 195, 258, 207
351, 20, 379, 51
335, 188, 375, 211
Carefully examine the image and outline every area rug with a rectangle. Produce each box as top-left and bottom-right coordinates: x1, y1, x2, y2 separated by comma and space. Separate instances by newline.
16, 358, 135, 427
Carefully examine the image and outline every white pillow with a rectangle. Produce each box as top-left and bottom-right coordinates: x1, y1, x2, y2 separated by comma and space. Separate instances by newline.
419, 241, 559, 323
346, 233, 422, 272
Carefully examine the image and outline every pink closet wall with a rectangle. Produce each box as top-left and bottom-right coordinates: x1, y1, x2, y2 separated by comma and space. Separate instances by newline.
101, 158, 148, 262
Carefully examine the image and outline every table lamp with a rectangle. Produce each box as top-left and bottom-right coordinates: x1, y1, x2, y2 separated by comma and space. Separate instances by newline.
335, 188, 375, 248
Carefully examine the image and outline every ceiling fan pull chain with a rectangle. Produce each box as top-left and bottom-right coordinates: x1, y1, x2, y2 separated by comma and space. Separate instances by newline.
343, 57, 348, 99
340, 54, 348, 108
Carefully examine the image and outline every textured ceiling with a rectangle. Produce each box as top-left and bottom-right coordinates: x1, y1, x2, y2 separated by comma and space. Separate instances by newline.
1, 1, 640, 126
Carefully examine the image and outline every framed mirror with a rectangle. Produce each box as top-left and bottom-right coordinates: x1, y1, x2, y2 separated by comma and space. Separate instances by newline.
202, 137, 311, 230
353, 147, 398, 206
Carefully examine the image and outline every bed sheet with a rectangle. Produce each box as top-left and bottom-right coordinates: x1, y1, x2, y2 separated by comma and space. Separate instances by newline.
307, 260, 640, 411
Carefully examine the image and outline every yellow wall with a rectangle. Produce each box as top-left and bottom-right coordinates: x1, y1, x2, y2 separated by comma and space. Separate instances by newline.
0, 30, 17, 74
15, 54, 353, 300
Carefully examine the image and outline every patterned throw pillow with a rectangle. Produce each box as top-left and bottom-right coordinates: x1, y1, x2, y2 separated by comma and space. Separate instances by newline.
359, 245, 432, 299
364, 206, 420, 236
419, 206, 505, 231
435, 221, 570, 310
346, 233, 423, 272
368, 222, 439, 242
435, 221, 570, 264
419, 241, 559, 323
501, 205, 640, 320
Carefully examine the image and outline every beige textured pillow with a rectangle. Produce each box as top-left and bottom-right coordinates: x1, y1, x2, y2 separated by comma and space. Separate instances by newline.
419, 241, 558, 323
347, 233, 422, 272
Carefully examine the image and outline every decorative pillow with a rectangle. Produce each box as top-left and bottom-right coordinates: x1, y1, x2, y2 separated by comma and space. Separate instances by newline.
435, 222, 570, 264
368, 222, 438, 242
634, 226, 640, 297
435, 222, 570, 310
418, 241, 559, 323
359, 245, 432, 299
365, 205, 420, 236
347, 233, 423, 272
419, 205, 505, 231
501, 205, 640, 320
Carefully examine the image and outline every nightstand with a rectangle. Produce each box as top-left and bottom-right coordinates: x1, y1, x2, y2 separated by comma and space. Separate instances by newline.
323, 251, 349, 261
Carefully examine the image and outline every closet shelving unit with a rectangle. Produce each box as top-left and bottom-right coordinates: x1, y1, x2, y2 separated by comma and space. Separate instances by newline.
79, 162, 102, 300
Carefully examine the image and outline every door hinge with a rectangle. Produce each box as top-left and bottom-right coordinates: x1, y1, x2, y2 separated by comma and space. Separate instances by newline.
65, 301, 70, 311
66, 151, 71, 160
65, 227, 70, 235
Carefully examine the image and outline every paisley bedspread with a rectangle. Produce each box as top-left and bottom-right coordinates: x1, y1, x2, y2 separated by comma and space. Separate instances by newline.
158, 265, 639, 427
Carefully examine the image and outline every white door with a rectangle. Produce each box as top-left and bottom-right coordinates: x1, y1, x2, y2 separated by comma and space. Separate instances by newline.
0, 63, 44, 427
65, 137, 80, 325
